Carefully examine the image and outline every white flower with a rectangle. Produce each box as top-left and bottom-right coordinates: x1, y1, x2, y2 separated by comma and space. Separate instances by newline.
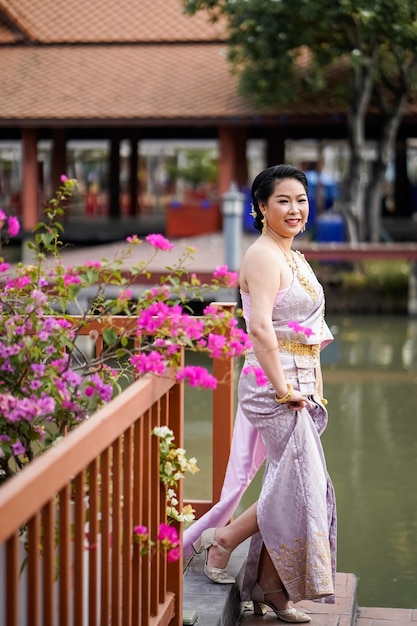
152, 426, 174, 440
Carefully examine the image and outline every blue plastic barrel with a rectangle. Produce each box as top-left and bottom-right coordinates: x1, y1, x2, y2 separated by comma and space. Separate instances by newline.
316, 213, 346, 242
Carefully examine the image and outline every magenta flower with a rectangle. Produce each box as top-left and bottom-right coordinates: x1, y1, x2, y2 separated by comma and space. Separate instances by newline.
84, 260, 102, 269
8, 275, 31, 289
126, 234, 141, 244
213, 265, 228, 278
212, 265, 239, 287
63, 272, 81, 287
176, 366, 217, 389
118, 289, 133, 301
227, 327, 253, 357
87, 373, 113, 402
207, 333, 227, 358
287, 321, 315, 338
242, 365, 268, 386
146, 233, 174, 251
158, 523, 179, 545
133, 525, 149, 539
167, 547, 181, 563
130, 351, 167, 375
11, 441, 26, 456
7, 216, 20, 237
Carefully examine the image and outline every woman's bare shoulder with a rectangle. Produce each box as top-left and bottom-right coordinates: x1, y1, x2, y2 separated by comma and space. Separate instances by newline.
243, 236, 280, 264
240, 237, 282, 291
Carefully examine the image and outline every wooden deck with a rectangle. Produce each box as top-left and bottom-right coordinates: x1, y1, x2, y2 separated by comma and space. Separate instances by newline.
184, 544, 417, 625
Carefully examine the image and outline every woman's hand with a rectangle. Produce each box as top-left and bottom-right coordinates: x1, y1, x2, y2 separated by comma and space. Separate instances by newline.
286, 389, 312, 411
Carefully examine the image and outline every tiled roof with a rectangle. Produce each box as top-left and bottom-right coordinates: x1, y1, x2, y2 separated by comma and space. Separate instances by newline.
0, 44, 351, 123
0, 18, 17, 43
1, 1, 416, 124
0, 0, 225, 43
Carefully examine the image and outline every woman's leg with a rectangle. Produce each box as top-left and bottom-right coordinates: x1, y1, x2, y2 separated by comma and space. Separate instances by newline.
204, 501, 259, 569
257, 545, 290, 611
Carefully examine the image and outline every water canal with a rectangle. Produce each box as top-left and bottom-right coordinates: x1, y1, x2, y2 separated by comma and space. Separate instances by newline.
183, 314, 417, 610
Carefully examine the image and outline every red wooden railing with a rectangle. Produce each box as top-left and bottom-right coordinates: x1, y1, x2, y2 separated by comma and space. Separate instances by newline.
0, 306, 236, 626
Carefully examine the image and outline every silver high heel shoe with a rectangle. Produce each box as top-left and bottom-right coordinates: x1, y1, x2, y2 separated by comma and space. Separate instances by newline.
251, 582, 311, 623
192, 528, 236, 584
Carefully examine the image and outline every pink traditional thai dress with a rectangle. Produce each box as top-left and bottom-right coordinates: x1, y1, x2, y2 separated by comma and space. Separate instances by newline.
184, 250, 336, 604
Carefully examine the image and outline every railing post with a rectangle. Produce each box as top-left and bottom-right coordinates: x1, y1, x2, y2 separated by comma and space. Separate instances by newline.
166, 349, 184, 626
211, 303, 236, 504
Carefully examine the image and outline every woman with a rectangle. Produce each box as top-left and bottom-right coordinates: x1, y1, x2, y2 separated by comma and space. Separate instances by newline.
192, 165, 336, 623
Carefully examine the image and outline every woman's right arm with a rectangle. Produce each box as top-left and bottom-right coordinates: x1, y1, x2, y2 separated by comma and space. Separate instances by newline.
241, 245, 289, 399
241, 244, 311, 408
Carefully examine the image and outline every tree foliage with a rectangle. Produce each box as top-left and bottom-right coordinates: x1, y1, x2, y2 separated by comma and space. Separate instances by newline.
184, 0, 417, 241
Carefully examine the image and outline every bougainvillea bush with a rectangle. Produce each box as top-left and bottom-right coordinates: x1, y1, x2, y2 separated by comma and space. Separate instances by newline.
0, 177, 250, 485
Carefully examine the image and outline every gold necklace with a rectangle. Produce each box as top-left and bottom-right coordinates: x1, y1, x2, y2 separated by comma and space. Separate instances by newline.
265, 230, 319, 303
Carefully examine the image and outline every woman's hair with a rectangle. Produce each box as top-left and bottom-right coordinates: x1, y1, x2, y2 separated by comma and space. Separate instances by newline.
251, 164, 308, 233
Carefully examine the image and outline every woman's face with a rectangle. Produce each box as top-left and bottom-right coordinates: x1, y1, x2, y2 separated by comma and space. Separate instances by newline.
260, 177, 309, 237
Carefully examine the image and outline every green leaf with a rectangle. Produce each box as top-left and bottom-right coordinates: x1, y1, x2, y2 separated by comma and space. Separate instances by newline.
103, 327, 118, 347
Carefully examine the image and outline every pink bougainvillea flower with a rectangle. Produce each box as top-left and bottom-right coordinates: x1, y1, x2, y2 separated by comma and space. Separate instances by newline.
167, 547, 181, 563
176, 366, 217, 389
287, 321, 315, 338
133, 525, 149, 539
242, 365, 269, 386
158, 523, 179, 546
212, 265, 239, 287
56, 318, 72, 329
11, 441, 26, 456
130, 351, 167, 376
207, 333, 227, 358
63, 272, 81, 287
84, 260, 102, 269
146, 233, 174, 251
118, 288, 133, 302
126, 234, 141, 244
7, 216, 20, 237
60, 174, 68, 182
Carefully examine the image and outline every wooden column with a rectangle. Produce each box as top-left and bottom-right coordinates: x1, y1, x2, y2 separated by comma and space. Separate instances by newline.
129, 135, 139, 216
21, 128, 39, 232
266, 127, 285, 167
394, 139, 413, 217
109, 134, 121, 218
218, 126, 248, 194
51, 129, 67, 195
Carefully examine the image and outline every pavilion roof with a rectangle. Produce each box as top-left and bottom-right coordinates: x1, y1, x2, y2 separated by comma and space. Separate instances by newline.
0, 43, 349, 124
0, 0, 225, 43
0, 0, 416, 127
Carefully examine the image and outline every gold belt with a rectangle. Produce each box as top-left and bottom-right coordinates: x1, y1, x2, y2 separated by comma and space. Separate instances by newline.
277, 338, 320, 359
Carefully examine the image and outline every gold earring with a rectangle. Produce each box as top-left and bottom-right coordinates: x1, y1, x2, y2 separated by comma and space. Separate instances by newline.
262, 213, 267, 235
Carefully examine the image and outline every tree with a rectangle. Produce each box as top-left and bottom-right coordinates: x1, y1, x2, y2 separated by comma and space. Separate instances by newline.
184, 0, 417, 241
165, 148, 218, 190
